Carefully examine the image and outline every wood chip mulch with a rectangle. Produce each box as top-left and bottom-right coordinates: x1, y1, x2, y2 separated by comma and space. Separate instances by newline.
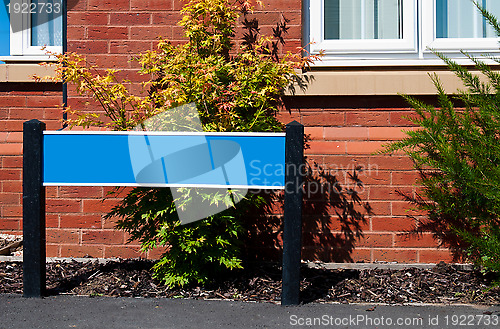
0, 259, 498, 305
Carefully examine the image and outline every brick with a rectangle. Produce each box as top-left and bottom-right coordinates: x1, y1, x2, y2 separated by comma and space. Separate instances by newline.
69, 41, 109, 53
46, 244, 60, 257
104, 246, 145, 258
365, 201, 391, 216
152, 12, 181, 25
102, 215, 121, 229
391, 201, 425, 217
60, 214, 102, 229
0, 193, 20, 204
46, 199, 82, 213
26, 96, 62, 108
276, 109, 300, 124
46, 214, 59, 228
371, 217, 416, 232
346, 141, 385, 155
6, 133, 22, 143
0, 169, 21, 180
59, 186, 103, 198
88, 0, 130, 10
346, 112, 390, 126
146, 246, 168, 259
67, 0, 87, 11
0, 96, 26, 107
82, 230, 124, 244
394, 233, 439, 248
68, 12, 109, 25
9, 108, 45, 120
324, 127, 368, 140
418, 249, 454, 263
238, 12, 282, 26
306, 141, 345, 155
304, 127, 323, 140
60, 245, 104, 258
109, 41, 152, 54
131, 0, 173, 10
45, 186, 58, 198
369, 186, 412, 200
369, 155, 414, 170
2, 156, 22, 168
67, 26, 86, 40
0, 144, 22, 156
358, 170, 391, 186
110, 13, 151, 25
88, 26, 129, 40
368, 127, 410, 140
130, 26, 172, 40
82, 199, 119, 213
0, 120, 24, 131
46, 229, 80, 243
390, 111, 420, 126
263, 0, 301, 10
2, 181, 22, 193
357, 233, 393, 248
373, 249, 418, 262
302, 112, 344, 126
0, 218, 20, 230
392, 171, 420, 186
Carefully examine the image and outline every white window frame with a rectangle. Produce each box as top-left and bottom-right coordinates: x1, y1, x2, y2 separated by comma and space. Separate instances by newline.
421, 0, 500, 54
309, 0, 417, 56
9, 0, 62, 57
308, 0, 500, 66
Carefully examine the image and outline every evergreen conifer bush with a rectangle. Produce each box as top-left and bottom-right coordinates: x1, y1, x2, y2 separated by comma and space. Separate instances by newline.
385, 1, 500, 280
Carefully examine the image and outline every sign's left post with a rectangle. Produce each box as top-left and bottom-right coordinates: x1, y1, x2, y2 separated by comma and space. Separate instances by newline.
23, 119, 46, 297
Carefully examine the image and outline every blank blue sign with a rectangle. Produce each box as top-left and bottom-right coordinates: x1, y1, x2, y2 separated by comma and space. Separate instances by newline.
43, 132, 286, 189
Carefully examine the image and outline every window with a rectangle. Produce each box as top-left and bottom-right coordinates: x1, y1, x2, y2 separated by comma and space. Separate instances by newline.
308, 0, 500, 65
8, 0, 62, 58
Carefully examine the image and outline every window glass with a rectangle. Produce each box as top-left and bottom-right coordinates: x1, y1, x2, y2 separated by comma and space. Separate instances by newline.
31, 0, 62, 47
324, 0, 401, 40
436, 0, 500, 38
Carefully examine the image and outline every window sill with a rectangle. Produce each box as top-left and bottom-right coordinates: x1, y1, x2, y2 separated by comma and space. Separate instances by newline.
287, 68, 490, 96
0, 63, 57, 83
0, 55, 58, 63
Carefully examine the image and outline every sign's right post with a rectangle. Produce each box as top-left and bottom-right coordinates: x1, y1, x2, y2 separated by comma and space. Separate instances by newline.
281, 120, 304, 306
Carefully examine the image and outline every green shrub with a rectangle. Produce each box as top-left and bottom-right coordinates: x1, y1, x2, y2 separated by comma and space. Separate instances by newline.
385, 0, 500, 279
41, 0, 315, 287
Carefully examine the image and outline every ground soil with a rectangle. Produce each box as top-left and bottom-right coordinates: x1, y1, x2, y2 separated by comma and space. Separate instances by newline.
0, 259, 499, 305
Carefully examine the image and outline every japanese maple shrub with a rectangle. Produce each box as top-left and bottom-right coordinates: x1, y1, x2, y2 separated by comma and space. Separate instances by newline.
42, 0, 314, 286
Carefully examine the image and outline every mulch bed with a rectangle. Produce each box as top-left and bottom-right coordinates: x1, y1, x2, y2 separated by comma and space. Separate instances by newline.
0, 259, 499, 305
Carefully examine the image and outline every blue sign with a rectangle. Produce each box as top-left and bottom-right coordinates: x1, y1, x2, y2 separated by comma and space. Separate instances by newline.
43, 131, 286, 189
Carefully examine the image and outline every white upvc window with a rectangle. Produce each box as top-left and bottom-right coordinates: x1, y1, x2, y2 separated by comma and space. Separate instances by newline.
310, 0, 417, 55
9, 0, 62, 57
308, 0, 500, 66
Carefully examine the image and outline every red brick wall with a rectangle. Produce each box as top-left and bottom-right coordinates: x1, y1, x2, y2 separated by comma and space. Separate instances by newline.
0, 0, 453, 262
0, 83, 62, 239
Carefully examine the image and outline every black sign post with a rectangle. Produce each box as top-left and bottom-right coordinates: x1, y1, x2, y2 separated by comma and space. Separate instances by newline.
23, 119, 46, 297
281, 121, 304, 306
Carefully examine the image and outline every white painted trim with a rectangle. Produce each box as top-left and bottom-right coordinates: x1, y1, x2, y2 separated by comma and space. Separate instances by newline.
309, 0, 417, 55
43, 131, 287, 137
308, 0, 500, 66
421, 0, 500, 53
9, 0, 62, 56
43, 182, 285, 189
